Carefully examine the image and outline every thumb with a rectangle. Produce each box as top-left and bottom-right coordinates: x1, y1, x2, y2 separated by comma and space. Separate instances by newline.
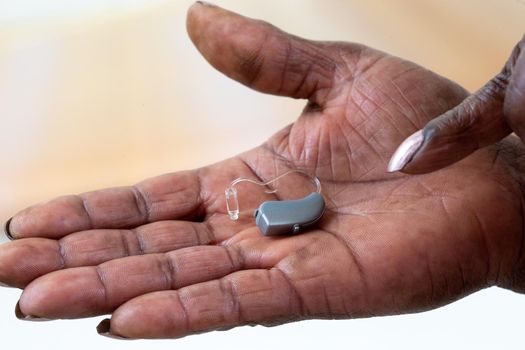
388, 36, 525, 174
186, 2, 339, 104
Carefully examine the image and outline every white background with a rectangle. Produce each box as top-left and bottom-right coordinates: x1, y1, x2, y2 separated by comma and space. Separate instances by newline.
1, 0, 525, 349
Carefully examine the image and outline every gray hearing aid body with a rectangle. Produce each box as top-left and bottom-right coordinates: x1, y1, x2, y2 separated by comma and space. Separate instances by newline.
225, 170, 325, 236
253, 192, 325, 236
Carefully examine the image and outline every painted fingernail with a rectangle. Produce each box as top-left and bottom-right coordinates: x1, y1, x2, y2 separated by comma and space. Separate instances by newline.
195, 1, 216, 6
387, 130, 424, 172
4, 218, 15, 241
15, 301, 50, 321
97, 319, 129, 340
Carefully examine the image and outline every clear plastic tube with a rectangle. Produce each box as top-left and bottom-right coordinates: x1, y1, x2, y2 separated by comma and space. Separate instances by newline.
225, 169, 321, 221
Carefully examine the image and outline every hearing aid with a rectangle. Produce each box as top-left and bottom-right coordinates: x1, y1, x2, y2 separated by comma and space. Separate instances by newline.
225, 170, 325, 236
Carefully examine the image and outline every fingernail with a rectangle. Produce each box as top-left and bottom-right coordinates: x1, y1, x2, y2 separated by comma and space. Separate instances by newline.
97, 319, 129, 340
15, 301, 50, 322
195, 1, 216, 6
4, 218, 15, 241
387, 129, 424, 172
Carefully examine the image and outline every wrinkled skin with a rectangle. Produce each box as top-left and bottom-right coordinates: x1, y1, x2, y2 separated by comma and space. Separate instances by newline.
398, 34, 525, 174
1, 3, 524, 339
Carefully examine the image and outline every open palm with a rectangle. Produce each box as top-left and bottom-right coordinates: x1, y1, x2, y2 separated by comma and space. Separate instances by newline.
1, 3, 524, 339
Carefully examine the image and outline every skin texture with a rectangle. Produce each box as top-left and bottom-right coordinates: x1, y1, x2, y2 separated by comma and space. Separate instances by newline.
1, 3, 525, 339
398, 34, 525, 174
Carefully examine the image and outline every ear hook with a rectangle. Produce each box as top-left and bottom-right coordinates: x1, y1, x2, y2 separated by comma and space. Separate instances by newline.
224, 169, 321, 221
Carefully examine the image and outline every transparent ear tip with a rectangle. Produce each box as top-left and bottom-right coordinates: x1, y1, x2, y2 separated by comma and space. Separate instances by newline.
225, 187, 240, 221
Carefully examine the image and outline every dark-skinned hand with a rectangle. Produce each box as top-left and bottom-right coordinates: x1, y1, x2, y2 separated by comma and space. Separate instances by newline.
389, 33, 525, 174
1, 2, 524, 339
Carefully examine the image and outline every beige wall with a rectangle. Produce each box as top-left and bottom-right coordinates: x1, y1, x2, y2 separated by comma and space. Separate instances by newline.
1, 0, 524, 225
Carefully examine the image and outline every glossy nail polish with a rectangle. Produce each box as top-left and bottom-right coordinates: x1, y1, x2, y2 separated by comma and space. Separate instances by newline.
387, 130, 424, 172
15, 301, 50, 322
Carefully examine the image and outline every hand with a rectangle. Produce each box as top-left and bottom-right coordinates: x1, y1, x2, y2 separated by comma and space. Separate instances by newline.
1, 2, 524, 339
388, 33, 525, 173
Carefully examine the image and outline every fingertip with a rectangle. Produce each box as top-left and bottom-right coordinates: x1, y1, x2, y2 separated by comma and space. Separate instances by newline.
0, 238, 61, 289
195, 1, 217, 6
387, 123, 463, 175
109, 291, 193, 339
387, 129, 424, 173
15, 300, 50, 322
186, 0, 223, 41
188, 0, 218, 14
393, 125, 447, 174
14, 301, 24, 319
97, 318, 129, 340
391, 72, 512, 175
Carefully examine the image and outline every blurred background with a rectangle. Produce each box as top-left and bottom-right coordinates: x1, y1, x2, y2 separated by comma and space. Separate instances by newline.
0, 0, 524, 349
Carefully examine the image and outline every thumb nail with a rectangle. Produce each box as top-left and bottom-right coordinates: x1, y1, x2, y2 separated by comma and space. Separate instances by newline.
387, 130, 424, 172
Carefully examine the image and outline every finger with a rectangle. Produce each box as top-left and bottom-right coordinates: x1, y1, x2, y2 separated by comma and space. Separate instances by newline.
17, 245, 244, 319
99, 269, 302, 339
0, 220, 221, 288
6, 170, 203, 240
387, 37, 524, 174
388, 71, 511, 174
504, 35, 525, 138
16, 231, 318, 319
186, 2, 341, 103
